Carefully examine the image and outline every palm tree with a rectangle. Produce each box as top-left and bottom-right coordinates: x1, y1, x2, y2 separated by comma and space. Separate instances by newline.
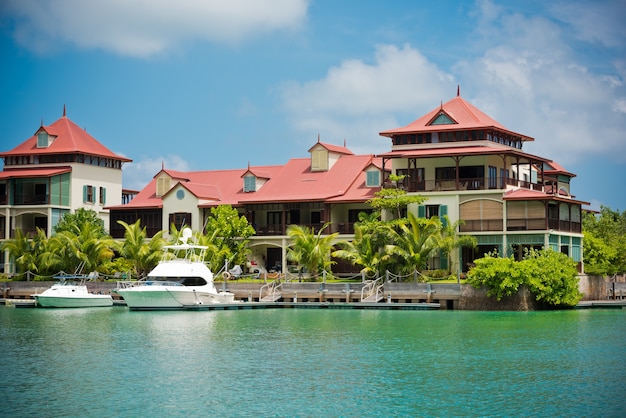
332, 224, 390, 276
1, 228, 40, 277
117, 220, 165, 278
439, 215, 477, 275
385, 212, 442, 275
45, 221, 115, 274
287, 223, 338, 278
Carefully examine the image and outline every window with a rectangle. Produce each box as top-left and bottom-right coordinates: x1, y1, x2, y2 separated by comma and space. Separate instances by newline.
243, 175, 256, 192
366, 170, 380, 187
488, 166, 497, 189
99, 187, 106, 205
34, 183, 47, 203
426, 205, 440, 218
311, 149, 328, 171
435, 167, 456, 180
418, 204, 447, 222
156, 176, 171, 197
267, 212, 282, 229
37, 131, 48, 148
83, 185, 95, 203
429, 112, 455, 125
169, 212, 191, 230
500, 168, 510, 188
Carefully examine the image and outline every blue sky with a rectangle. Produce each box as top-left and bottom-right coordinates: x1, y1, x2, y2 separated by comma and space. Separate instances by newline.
1, 0, 625, 211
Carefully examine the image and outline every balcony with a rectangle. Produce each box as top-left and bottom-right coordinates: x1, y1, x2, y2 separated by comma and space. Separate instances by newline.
255, 222, 360, 236
459, 219, 503, 232
13, 194, 49, 205
399, 177, 542, 193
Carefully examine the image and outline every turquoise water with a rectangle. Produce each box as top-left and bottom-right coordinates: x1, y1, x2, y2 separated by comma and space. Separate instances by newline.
1, 306, 624, 417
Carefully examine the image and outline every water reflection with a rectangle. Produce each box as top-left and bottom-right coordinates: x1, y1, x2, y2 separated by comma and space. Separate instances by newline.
1, 307, 624, 417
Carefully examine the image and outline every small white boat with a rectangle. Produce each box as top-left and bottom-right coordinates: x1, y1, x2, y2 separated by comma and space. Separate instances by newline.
33, 275, 113, 308
114, 229, 236, 310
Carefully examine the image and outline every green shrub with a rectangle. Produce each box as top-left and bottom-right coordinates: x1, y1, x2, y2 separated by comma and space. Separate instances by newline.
467, 249, 582, 307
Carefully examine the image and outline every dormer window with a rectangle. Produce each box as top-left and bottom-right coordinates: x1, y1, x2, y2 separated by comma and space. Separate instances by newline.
311, 148, 329, 171
156, 175, 171, 197
37, 131, 49, 148
366, 169, 381, 187
243, 174, 256, 192
429, 111, 456, 125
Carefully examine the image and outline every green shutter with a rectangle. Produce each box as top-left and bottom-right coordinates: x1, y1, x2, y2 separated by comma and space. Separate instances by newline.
83, 185, 87, 202
418, 205, 425, 218
102, 187, 106, 204
440, 205, 448, 227
439, 250, 448, 270
244, 176, 255, 192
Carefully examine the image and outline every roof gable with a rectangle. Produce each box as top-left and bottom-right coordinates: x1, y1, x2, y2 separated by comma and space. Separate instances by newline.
379, 93, 534, 142
308, 140, 353, 155
0, 113, 131, 162
428, 110, 457, 125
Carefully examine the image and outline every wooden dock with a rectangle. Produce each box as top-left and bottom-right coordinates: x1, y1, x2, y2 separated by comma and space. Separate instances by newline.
575, 300, 626, 309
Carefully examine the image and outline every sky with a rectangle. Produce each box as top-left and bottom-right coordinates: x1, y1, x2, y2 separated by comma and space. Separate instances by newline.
1, 0, 625, 211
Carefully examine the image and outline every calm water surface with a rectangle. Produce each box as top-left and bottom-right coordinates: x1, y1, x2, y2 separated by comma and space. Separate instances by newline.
1, 306, 624, 417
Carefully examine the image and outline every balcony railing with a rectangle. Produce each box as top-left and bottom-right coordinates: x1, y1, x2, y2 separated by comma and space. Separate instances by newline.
9, 229, 41, 239
400, 177, 543, 193
460, 218, 581, 233
12, 194, 49, 205
459, 219, 503, 232
548, 219, 582, 233
256, 223, 330, 236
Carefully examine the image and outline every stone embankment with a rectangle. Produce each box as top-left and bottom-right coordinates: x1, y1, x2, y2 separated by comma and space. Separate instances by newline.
2, 274, 624, 310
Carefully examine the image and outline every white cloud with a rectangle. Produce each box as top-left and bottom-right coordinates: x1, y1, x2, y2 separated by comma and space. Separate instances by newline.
122, 154, 190, 191
456, 2, 626, 166
280, 1, 625, 170
1, 0, 309, 57
549, 0, 626, 47
280, 44, 454, 154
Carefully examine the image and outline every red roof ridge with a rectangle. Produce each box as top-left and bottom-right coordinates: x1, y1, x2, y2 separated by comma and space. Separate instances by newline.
308, 140, 354, 155
379, 95, 534, 142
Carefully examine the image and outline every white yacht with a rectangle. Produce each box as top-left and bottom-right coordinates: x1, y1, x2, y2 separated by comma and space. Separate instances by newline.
33, 275, 113, 308
115, 229, 236, 310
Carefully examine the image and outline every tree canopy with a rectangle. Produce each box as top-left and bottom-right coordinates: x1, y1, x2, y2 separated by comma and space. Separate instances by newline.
582, 206, 626, 275
467, 248, 582, 307
54, 208, 107, 237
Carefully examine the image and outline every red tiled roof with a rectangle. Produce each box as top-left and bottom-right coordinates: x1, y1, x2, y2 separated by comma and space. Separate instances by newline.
166, 182, 223, 201
238, 155, 378, 204
106, 177, 163, 209
241, 168, 271, 179
153, 169, 190, 181
308, 141, 354, 155
503, 188, 589, 205
544, 161, 576, 178
0, 115, 132, 162
109, 153, 381, 210
0, 167, 72, 179
378, 144, 550, 163
379, 95, 534, 142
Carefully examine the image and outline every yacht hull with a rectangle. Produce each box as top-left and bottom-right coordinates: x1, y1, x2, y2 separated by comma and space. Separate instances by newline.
116, 287, 235, 310
34, 294, 113, 308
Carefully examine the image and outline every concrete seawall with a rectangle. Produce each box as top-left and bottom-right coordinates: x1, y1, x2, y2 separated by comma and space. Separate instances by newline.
4, 276, 624, 310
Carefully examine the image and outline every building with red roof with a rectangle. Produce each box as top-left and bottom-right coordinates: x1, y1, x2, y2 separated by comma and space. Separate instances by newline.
378, 88, 587, 272
106, 137, 384, 272
2, 90, 588, 276
0, 107, 131, 273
